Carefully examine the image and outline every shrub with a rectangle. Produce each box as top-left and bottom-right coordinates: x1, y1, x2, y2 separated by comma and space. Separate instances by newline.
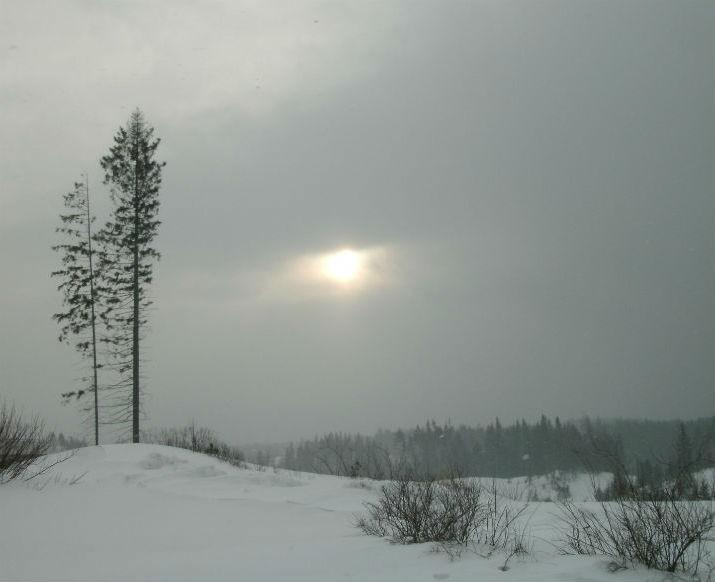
356, 471, 532, 554
478, 479, 531, 552
356, 472, 484, 544
558, 490, 714, 575
144, 423, 244, 467
0, 401, 52, 483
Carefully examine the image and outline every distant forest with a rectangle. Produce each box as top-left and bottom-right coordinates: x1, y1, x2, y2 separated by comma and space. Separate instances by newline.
278, 416, 715, 480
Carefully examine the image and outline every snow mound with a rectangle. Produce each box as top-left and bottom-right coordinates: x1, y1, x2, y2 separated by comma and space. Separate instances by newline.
0, 444, 673, 582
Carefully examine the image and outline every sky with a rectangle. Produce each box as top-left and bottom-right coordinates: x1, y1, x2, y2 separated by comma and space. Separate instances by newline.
1, 1, 714, 445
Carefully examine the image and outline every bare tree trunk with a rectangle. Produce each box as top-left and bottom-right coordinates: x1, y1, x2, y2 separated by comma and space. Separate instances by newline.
84, 174, 100, 446
132, 163, 140, 443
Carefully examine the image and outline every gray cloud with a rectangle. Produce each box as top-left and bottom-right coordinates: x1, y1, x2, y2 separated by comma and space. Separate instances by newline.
1, 1, 713, 443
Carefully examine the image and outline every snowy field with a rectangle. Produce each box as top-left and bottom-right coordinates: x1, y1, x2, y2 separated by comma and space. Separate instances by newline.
0, 444, 700, 581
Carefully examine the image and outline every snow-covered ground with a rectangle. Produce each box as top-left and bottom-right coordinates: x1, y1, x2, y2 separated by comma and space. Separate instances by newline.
0, 444, 698, 581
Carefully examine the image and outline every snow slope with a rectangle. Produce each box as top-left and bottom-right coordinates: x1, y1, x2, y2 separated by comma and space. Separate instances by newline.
0, 445, 683, 581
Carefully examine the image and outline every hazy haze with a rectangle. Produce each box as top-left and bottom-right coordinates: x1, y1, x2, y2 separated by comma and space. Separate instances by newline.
1, 1, 714, 444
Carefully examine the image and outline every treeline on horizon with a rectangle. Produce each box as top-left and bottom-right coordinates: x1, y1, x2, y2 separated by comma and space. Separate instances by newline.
278, 415, 715, 480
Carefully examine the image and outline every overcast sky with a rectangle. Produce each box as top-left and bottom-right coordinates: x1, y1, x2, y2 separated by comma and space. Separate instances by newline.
1, 1, 713, 444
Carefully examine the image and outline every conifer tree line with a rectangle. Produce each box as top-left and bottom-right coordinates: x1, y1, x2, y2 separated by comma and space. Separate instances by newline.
52, 109, 165, 444
280, 416, 715, 491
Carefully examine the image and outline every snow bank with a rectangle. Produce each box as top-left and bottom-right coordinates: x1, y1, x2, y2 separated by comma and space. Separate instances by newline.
0, 444, 674, 581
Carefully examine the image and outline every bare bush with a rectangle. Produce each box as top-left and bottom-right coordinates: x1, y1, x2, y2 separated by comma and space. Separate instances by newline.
146, 422, 217, 452
356, 471, 532, 558
478, 479, 531, 553
558, 492, 714, 575
356, 471, 484, 544
143, 422, 244, 467
209, 442, 245, 468
0, 401, 53, 483
559, 429, 715, 576
309, 433, 395, 479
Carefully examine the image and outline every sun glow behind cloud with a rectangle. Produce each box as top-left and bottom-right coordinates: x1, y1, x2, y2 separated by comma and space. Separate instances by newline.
253, 246, 391, 303
321, 249, 363, 284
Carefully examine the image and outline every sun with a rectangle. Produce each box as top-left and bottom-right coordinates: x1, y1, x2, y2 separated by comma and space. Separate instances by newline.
322, 249, 363, 283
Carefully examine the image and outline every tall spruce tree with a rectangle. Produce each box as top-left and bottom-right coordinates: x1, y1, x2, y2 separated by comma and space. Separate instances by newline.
99, 109, 165, 443
52, 176, 102, 445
